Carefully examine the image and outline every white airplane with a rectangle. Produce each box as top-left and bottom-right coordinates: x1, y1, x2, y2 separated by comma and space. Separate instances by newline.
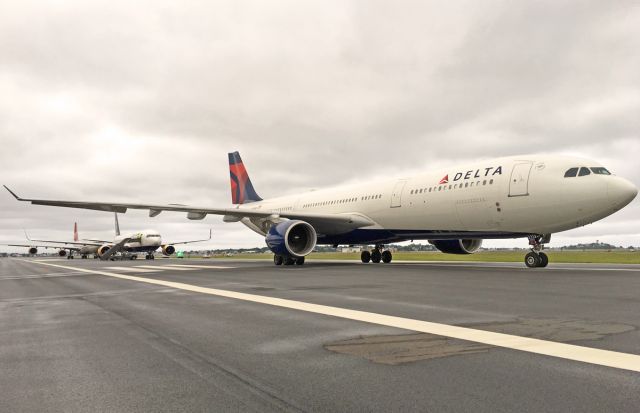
4, 213, 211, 260
4, 152, 637, 268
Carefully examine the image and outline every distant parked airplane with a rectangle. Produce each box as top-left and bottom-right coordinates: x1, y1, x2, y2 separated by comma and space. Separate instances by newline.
3, 213, 211, 260
4, 152, 637, 267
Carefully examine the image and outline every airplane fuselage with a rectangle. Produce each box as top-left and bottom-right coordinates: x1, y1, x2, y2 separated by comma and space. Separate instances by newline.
240, 155, 637, 245
114, 230, 163, 253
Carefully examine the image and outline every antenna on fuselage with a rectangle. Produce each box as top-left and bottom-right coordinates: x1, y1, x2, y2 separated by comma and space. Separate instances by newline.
114, 212, 121, 236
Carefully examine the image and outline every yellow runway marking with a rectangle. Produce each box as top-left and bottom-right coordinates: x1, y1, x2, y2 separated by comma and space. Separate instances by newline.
23, 260, 640, 374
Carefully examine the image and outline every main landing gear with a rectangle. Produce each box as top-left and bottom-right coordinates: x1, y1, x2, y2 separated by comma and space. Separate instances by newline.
144, 254, 154, 260
361, 246, 393, 264
273, 255, 305, 266
525, 235, 550, 268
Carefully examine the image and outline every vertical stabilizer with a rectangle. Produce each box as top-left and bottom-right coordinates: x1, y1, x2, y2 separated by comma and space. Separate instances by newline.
228, 151, 262, 204
73, 223, 79, 241
114, 213, 121, 236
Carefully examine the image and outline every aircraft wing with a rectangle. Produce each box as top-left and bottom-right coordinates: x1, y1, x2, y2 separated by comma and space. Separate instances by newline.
24, 232, 104, 247
5, 186, 375, 233
165, 229, 212, 246
3, 243, 82, 252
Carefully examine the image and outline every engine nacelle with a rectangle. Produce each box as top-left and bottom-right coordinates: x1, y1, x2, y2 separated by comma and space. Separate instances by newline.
58, 250, 67, 257
28, 247, 38, 255
265, 220, 317, 258
162, 245, 176, 256
97, 244, 113, 257
430, 239, 483, 254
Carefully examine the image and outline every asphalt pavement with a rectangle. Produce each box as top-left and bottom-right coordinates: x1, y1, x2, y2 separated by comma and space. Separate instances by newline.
1, 257, 639, 412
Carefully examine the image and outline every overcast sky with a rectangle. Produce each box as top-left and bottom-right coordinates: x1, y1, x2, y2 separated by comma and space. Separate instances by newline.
1, 0, 638, 252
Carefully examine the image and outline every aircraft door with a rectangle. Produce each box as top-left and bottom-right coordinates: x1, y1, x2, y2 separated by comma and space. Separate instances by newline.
390, 180, 407, 208
509, 162, 533, 197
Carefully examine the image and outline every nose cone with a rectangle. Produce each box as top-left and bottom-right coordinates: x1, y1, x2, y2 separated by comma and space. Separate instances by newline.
608, 178, 638, 209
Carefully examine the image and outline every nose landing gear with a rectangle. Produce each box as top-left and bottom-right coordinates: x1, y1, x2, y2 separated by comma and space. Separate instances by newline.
525, 235, 550, 268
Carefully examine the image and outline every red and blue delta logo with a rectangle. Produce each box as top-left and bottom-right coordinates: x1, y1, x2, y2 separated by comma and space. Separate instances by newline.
437, 166, 503, 184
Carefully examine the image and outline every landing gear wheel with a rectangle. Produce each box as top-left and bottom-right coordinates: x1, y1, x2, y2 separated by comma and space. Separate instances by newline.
361, 251, 371, 263
381, 250, 392, 263
274, 255, 284, 266
149, 255, 154, 260
81, 255, 87, 259
525, 252, 541, 268
284, 256, 296, 266
538, 252, 549, 267
295, 257, 305, 265
371, 249, 381, 263
145, 255, 150, 260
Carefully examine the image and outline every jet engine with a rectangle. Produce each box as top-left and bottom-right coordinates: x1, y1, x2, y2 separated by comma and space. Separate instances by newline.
58, 250, 67, 257
28, 247, 38, 255
97, 244, 113, 257
265, 220, 317, 258
162, 245, 176, 256
430, 239, 483, 254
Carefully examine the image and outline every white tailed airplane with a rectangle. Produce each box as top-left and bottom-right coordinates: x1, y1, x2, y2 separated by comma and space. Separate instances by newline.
4, 213, 211, 260
4, 152, 637, 267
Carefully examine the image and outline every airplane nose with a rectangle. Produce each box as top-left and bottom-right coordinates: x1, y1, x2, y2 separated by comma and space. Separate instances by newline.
607, 178, 638, 209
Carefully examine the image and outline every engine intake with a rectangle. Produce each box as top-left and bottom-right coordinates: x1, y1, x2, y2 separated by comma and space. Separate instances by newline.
431, 239, 482, 254
162, 245, 176, 256
58, 250, 67, 257
266, 220, 317, 258
28, 247, 38, 255
97, 244, 112, 257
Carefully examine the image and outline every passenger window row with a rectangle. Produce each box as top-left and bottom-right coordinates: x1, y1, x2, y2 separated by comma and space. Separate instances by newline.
409, 179, 494, 195
564, 167, 611, 178
302, 194, 382, 209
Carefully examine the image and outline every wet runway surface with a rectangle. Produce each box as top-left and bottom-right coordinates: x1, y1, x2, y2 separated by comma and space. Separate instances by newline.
1, 257, 639, 412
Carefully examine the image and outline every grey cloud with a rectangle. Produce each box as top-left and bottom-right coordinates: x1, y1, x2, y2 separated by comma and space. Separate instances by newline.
1, 0, 638, 250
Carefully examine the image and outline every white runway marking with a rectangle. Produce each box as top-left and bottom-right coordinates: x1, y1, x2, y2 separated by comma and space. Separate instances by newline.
105, 266, 158, 273
134, 265, 196, 271
23, 260, 640, 373
165, 264, 236, 269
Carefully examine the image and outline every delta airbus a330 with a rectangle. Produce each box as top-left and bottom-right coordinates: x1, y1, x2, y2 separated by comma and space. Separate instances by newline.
4, 152, 637, 268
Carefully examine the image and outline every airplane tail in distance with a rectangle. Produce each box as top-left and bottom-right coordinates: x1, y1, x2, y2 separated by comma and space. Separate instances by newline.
73, 223, 78, 241
228, 151, 262, 204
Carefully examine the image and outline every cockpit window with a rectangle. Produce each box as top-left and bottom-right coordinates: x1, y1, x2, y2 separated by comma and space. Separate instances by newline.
564, 167, 578, 178
146, 234, 161, 238
578, 167, 591, 176
590, 167, 611, 175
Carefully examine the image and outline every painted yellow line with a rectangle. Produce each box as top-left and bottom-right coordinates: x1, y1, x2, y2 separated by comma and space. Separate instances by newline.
24, 260, 640, 373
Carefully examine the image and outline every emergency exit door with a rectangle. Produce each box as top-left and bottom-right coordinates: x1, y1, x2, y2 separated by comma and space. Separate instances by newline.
390, 180, 407, 208
509, 162, 533, 197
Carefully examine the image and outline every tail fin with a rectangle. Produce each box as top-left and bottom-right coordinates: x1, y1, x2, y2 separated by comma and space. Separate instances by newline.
228, 151, 262, 204
114, 213, 121, 236
73, 223, 79, 241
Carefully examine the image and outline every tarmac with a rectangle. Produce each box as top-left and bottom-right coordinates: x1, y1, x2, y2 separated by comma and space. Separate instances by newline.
1, 257, 639, 412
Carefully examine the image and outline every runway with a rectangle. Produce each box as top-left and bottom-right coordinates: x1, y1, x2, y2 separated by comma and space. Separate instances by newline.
1, 258, 639, 412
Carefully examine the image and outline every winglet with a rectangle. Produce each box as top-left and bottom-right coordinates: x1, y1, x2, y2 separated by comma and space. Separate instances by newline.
208, 228, 212, 240
4, 185, 23, 200
24, 229, 32, 241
